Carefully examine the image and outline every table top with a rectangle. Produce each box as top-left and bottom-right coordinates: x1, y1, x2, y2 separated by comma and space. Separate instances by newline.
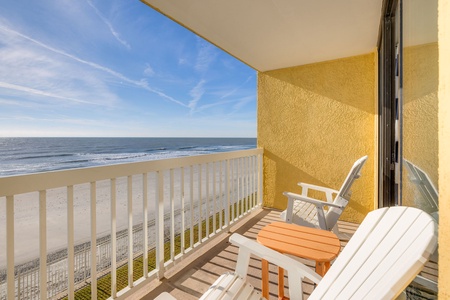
257, 222, 341, 262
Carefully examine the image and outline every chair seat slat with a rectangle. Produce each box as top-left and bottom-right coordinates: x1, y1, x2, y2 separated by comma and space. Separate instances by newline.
200, 273, 264, 300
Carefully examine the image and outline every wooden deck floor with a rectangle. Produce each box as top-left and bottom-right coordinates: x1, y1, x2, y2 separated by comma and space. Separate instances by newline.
133, 208, 437, 300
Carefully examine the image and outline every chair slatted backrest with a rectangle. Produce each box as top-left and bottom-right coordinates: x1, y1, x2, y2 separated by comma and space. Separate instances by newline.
325, 155, 368, 229
311, 206, 437, 300
404, 159, 439, 209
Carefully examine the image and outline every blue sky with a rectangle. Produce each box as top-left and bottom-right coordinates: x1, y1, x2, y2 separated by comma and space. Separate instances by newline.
0, 0, 256, 137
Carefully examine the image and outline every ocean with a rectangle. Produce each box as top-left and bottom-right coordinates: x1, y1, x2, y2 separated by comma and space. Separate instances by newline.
0, 137, 257, 177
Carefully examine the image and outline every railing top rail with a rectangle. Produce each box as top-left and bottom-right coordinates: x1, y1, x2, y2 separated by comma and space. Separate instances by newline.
0, 148, 263, 197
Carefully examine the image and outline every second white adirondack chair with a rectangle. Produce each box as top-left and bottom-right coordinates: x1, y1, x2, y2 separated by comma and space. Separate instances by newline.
156, 206, 437, 300
404, 159, 439, 221
280, 155, 368, 239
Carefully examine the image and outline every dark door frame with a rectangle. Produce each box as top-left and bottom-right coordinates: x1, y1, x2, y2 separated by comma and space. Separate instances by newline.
378, 0, 399, 207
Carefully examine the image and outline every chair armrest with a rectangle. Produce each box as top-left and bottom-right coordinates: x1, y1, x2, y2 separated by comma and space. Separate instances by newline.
298, 182, 338, 203
284, 191, 344, 229
230, 233, 322, 300
283, 192, 344, 209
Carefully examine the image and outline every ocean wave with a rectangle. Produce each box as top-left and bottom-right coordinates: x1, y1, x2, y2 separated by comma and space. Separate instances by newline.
15, 153, 74, 160
0, 138, 256, 177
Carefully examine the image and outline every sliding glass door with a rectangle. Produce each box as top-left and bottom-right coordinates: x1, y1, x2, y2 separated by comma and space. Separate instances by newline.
379, 0, 438, 296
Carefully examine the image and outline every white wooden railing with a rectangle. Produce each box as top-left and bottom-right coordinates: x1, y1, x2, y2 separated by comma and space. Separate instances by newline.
0, 148, 263, 299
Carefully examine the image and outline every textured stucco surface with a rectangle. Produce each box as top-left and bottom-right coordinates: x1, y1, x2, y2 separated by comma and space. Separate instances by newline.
439, 0, 450, 297
257, 53, 376, 223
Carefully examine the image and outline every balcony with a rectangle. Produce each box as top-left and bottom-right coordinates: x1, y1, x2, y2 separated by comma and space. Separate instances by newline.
0, 148, 438, 299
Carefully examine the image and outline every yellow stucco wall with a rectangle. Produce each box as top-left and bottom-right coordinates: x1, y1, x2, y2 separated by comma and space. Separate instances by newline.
439, 0, 450, 297
257, 53, 376, 224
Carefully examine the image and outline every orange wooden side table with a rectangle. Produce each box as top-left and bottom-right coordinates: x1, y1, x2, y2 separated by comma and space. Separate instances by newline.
257, 222, 341, 299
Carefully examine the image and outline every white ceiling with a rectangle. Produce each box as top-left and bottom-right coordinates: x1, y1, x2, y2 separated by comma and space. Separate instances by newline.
142, 0, 383, 72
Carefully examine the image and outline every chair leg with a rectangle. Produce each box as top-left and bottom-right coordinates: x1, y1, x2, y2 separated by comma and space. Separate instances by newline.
262, 259, 269, 299
278, 266, 285, 299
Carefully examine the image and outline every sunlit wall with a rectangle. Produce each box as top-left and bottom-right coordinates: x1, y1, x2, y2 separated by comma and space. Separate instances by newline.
257, 53, 377, 223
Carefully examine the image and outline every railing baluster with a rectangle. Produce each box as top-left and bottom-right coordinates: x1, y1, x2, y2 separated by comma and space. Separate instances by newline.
155, 171, 164, 279
142, 173, 148, 278
189, 166, 194, 249
198, 164, 202, 244
205, 163, 210, 238
258, 154, 263, 206
127, 176, 133, 288
6, 195, 14, 300
237, 159, 240, 217
238, 158, 243, 216
230, 160, 234, 222
249, 156, 253, 208
39, 190, 47, 300
237, 158, 241, 217
225, 160, 230, 228
170, 169, 175, 261
180, 167, 185, 255
67, 186, 75, 300
90, 182, 97, 300
245, 156, 249, 211
219, 161, 223, 229
252, 156, 256, 207
110, 178, 117, 298
212, 162, 217, 234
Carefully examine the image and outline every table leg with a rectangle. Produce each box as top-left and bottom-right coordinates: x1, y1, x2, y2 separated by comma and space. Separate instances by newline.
262, 259, 269, 299
315, 261, 331, 277
278, 266, 285, 300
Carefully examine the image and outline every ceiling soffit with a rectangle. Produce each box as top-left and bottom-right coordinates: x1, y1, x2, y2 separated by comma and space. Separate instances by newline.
142, 0, 383, 72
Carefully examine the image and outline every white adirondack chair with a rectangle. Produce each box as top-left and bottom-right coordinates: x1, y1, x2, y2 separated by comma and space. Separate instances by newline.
156, 206, 437, 300
156, 206, 438, 300
280, 155, 368, 239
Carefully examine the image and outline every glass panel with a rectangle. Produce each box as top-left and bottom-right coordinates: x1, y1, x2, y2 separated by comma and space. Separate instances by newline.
402, 0, 438, 298
402, 0, 438, 220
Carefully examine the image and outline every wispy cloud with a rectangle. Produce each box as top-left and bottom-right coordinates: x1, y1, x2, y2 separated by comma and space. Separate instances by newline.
0, 24, 187, 108
220, 75, 254, 99
188, 79, 206, 113
195, 38, 218, 73
87, 0, 130, 49
231, 95, 255, 111
0, 82, 101, 105
144, 64, 155, 76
